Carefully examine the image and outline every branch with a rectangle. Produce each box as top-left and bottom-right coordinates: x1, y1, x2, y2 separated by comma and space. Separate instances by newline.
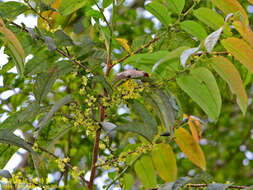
6, 20, 89, 71
114, 32, 165, 65
27, 142, 89, 185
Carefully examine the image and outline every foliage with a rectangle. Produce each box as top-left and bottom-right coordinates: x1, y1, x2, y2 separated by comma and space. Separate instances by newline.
0, 0, 252, 189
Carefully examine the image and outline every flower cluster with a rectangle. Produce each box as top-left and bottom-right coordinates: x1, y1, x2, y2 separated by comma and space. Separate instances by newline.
56, 157, 70, 172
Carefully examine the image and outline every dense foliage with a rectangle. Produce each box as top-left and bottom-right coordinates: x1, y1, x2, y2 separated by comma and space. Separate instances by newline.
0, 0, 253, 189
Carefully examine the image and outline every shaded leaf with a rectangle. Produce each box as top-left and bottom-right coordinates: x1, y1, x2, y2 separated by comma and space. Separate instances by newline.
176, 75, 219, 120
190, 67, 222, 116
44, 36, 56, 52
193, 8, 224, 30
189, 172, 213, 184
0, 145, 17, 169
210, 56, 248, 115
54, 30, 74, 46
0, 129, 47, 179
0, 1, 28, 20
233, 21, 253, 47
204, 27, 223, 53
18, 102, 41, 122
150, 89, 175, 136
221, 37, 253, 74
211, 0, 248, 26
180, 20, 207, 41
33, 71, 58, 103
36, 95, 73, 135
0, 170, 12, 179
116, 122, 155, 142
131, 100, 157, 134
93, 75, 113, 96
180, 45, 200, 67
165, 0, 185, 14
152, 143, 177, 182
174, 128, 206, 170
145, 2, 171, 26
172, 177, 191, 190
206, 183, 232, 190
0, 19, 25, 76
134, 155, 157, 189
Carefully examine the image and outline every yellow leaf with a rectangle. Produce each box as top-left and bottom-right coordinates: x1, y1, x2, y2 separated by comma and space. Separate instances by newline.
212, 0, 248, 26
0, 19, 25, 76
233, 21, 253, 48
38, 0, 62, 30
210, 56, 248, 115
174, 128, 206, 170
221, 37, 253, 74
152, 143, 177, 182
188, 117, 201, 143
116, 38, 130, 52
249, 0, 253, 4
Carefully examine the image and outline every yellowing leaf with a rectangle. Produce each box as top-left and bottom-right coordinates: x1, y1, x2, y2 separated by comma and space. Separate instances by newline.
0, 19, 25, 76
221, 37, 253, 74
116, 38, 130, 52
233, 21, 253, 47
188, 117, 202, 143
38, 0, 62, 30
152, 143, 177, 182
134, 155, 157, 189
249, 0, 253, 4
174, 128, 206, 170
210, 56, 248, 115
212, 0, 248, 26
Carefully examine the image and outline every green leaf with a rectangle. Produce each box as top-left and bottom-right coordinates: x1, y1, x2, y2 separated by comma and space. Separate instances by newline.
93, 75, 113, 96
190, 67, 222, 117
193, 8, 224, 30
134, 155, 157, 189
0, 145, 17, 169
122, 173, 134, 190
59, 0, 87, 16
206, 183, 232, 190
210, 56, 248, 115
176, 75, 220, 120
145, 2, 171, 26
0, 1, 28, 20
18, 102, 41, 122
36, 95, 73, 134
221, 37, 253, 74
0, 114, 19, 131
211, 0, 248, 26
0, 19, 25, 76
44, 36, 56, 52
124, 51, 168, 73
174, 128, 206, 170
165, 0, 185, 14
149, 89, 175, 136
117, 122, 156, 142
0, 129, 47, 179
180, 20, 207, 41
33, 71, 58, 103
103, 0, 113, 8
131, 100, 158, 135
152, 143, 177, 182
54, 30, 74, 46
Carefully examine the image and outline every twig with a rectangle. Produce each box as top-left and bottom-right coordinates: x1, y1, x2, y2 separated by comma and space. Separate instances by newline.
27, 142, 89, 185
25, 0, 52, 29
6, 20, 89, 71
105, 154, 142, 190
114, 33, 165, 65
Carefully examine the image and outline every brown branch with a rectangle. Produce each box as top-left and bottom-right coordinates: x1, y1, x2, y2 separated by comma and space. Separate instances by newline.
6, 20, 89, 72
114, 33, 165, 65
